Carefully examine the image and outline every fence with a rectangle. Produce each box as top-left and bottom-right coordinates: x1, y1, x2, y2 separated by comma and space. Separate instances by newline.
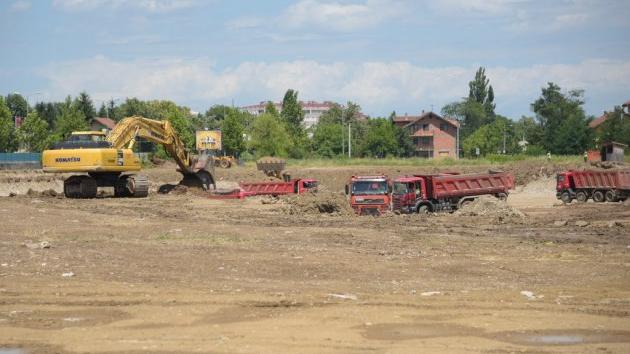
0, 153, 42, 169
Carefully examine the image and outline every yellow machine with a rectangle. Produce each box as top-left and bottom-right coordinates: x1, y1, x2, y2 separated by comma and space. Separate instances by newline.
195, 129, 236, 168
42, 116, 215, 198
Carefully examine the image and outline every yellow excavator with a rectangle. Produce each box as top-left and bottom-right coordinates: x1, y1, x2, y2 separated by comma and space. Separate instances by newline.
42, 116, 215, 198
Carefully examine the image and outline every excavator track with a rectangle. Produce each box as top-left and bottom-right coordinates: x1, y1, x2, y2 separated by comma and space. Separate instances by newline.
115, 174, 149, 198
64, 175, 98, 199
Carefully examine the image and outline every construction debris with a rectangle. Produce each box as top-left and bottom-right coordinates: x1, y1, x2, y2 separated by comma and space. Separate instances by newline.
455, 196, 525, 218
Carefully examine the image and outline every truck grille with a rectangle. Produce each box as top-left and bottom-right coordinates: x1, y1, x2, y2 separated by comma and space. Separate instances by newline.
355, 198, 385, 204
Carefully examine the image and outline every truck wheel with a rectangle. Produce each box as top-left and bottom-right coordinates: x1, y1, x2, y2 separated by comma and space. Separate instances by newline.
560, 192, 572, 204
496, 193, 508, 201
219, 159, 230, 169
576, 191, 588, 203
417, 205, 429, 214
592, 190, 605, 203
605, 190, 617, 202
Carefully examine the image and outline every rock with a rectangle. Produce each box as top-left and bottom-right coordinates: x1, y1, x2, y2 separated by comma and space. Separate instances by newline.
62, 272, 75, 278
608, 221, 623, 228
420, 291, 441, 297
520, 290, 536, 300
553, 220, 568, 227
575, 220, 589, 227
24, 241, 50, 249
327, 293, 357, 300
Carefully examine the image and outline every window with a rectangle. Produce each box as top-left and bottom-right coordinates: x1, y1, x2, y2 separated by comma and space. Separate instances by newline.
423, 124, 429, 131
440, 124, 448, 131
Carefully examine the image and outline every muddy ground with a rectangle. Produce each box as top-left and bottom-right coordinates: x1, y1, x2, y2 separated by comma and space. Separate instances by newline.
1, 161, 629, 353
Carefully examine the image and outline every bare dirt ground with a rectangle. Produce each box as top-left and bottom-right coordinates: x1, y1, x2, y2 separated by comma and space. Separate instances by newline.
1, 162, 629, 353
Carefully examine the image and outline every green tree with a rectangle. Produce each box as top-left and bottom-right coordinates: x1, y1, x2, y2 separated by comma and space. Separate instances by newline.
468, 67, 495, 118
513, 116, 544, 152
312, 123, 343, 157
221, 110, 246, 156
6, 93, 28, 118
74, 91, 96, 121
360, 118, 399, 157
0, 97, 17, 152
97, 103, 107, 118
441, 100, 486, 139
531, 83, 592, 154
462, 116, 516, 156
264, 101, 280, 117
35, 102, 61, 128
249, 113, 290, 157
54, 97, 88, 139
318, 103, 343, 125
17, 112, 50, 152
280, 89, 304, 132
596, 107, 630, 146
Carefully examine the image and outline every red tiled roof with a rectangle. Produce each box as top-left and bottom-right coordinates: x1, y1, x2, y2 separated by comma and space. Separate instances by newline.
92, 117, 116, 129
395, 111, 460, 128
589, 114, 608, 129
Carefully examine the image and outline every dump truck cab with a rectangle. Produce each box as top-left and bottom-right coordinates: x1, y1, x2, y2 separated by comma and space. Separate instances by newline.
346, 175, 390, 215
392, 176, 426, 213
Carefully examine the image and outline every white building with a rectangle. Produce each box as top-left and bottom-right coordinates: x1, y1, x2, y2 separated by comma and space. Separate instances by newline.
240, 100, 336, 129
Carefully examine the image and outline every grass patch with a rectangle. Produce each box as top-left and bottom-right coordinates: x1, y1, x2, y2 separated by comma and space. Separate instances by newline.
252, 155, 585, 168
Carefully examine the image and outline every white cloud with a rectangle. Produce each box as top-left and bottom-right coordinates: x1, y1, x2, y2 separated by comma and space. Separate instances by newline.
282, 0, 406, 31
429, 0, 526, 16
10, 0, 31, 11
40, 56, 630, 117
52, 0, 197, 12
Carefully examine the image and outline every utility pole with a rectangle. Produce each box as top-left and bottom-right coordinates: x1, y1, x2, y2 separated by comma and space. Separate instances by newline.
502, 127, 507, 154
456, 124, 460, 159
348, 122, 352, 158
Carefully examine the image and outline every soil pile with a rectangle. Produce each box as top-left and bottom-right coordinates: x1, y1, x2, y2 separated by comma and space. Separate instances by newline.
282, 191, 353, 216
455, 195, 525, 218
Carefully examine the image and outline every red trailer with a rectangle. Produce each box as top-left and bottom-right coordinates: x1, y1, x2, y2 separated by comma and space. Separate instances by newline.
556, 169, 630, 203
240, 178, 318, 196
392, 172, 514, 213
209, 178, 318, 199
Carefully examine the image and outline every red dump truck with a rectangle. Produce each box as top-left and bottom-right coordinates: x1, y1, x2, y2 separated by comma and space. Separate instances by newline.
556, 169, 630, 203
210, 178, 318, 199
345, 175, 391, 215
392, 172, 515, 213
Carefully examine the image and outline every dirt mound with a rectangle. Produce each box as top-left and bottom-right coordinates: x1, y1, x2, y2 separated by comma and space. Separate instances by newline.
24, 188, 59, 198
158, 184, 189, 195
455, 195, 525, 218
282, 191, 353, 216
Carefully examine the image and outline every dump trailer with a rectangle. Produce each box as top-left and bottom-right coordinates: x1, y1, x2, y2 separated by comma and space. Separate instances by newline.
345, 175, 391, 216
209, 178, 318, 199
392, 171, 514, 213
556, 169, 630, 203
240, 178, 318, 196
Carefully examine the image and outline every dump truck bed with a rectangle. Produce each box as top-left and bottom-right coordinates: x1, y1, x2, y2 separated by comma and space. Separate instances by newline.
570, 170, 630, 190
419, 172, 514, 199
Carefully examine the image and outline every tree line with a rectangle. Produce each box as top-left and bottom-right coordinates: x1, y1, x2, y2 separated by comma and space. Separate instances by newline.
1, 69, 627, 158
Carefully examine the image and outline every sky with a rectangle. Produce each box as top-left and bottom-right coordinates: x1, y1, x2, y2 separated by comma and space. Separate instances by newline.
0, 0, 629, 119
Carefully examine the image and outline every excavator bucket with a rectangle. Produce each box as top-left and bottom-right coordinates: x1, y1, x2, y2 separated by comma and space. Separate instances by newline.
180, 153, 216, 191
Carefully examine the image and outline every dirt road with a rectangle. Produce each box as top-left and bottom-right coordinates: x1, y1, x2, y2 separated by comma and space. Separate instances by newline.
1, 163, 629, 353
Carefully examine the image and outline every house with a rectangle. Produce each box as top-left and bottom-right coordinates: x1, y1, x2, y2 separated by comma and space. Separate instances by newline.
240, 100, 365, 129
589, 112, 610, 132
624, 100, 630, 115
90, 117, 116, 133
393, 111, 460, 159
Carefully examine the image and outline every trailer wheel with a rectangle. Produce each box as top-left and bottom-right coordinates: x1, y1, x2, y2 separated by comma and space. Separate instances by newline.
576, 191, 588, 203
605, 190, 617, 202
560, 192, 572, 204
496, 193, 508, 201
417, 205, 430, 214
592, 190, 605, 203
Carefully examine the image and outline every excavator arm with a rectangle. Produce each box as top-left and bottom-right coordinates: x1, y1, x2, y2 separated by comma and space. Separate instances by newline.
108, 116, 215, 190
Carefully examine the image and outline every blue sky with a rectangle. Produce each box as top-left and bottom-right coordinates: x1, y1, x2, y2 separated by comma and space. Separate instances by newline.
1, 0, 629, 118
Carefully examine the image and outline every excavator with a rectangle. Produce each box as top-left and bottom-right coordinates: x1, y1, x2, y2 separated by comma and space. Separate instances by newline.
42, 116, 215, 198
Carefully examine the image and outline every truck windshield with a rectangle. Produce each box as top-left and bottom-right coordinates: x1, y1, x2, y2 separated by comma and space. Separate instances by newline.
392, 182, 409, 194
351, 181, 388, 195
